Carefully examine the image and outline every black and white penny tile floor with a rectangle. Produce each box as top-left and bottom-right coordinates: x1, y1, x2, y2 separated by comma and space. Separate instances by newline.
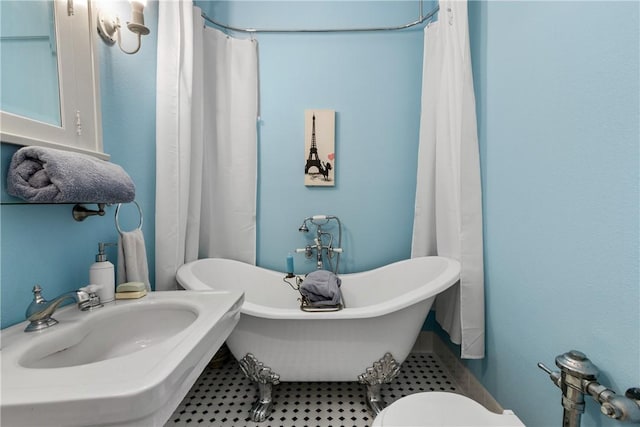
167, 353, 461, 427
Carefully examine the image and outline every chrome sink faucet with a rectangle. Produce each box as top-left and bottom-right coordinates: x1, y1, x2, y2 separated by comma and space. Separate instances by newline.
25, 284, 103, 332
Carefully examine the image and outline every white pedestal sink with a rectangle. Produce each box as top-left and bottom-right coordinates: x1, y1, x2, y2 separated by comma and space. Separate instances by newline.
1, 290, 243, 426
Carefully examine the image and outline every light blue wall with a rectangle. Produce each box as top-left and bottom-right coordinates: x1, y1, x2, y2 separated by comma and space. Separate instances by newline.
467, 1, 639, 426
197, 1, 434, 274
0, 1, 158, 328
2, 3, 638, 427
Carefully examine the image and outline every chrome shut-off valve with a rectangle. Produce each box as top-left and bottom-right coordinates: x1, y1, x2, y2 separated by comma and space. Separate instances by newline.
538, 350, 640, 426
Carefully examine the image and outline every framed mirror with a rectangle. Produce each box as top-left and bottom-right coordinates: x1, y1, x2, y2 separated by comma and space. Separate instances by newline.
0, 0, 106, 160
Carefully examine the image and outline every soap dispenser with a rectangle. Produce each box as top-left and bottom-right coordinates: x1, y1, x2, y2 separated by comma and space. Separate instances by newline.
90, 242, 116, 303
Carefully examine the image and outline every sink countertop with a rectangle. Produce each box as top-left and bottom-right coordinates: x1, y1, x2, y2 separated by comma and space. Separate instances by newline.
1, 290, 243, 427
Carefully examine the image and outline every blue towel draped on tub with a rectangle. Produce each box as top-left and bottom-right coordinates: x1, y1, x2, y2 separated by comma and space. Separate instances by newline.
7, 147, 135, 203
300, 270, 342, 306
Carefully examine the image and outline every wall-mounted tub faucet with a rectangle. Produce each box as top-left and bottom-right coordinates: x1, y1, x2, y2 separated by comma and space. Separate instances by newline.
296, 215, 343, 274
538, 350, 640, 426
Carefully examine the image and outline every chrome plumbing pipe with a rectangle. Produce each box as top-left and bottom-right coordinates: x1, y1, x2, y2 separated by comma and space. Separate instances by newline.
539, 350, 640, 426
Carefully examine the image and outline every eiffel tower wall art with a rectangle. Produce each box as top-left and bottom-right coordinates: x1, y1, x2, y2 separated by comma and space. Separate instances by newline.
304, 109, 336, 186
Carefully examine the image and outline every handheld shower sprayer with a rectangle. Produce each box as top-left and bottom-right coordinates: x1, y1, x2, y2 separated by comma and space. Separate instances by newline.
299, 215, 332, 232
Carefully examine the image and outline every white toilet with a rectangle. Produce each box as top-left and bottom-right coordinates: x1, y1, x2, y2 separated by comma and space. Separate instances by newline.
372, 392, 525, 426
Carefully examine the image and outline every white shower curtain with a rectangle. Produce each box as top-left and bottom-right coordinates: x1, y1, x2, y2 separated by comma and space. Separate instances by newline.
155, 2, 258, 291
412, 0, 485, 359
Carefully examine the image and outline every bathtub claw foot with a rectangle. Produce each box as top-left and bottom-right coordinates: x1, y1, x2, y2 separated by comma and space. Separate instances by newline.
358, 352, 401, 416
249, 382, 275, 422
238, 353, 280, 422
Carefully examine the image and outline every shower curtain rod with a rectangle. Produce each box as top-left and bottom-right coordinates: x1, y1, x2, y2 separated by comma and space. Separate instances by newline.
200, 3, 439, 34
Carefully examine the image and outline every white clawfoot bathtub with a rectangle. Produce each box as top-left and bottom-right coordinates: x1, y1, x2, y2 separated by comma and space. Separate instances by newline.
176, 256, 460, 421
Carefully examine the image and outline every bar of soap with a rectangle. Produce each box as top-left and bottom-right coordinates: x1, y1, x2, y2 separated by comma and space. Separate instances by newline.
115, 290, 147, 299
116, 281, 146, 293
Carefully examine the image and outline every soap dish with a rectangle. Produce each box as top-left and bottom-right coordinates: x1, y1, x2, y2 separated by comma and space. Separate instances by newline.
115, 282, 147, 300
115, 290, 147, 300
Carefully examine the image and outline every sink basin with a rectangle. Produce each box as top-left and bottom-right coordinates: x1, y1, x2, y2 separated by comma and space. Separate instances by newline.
1, 290, 243, 427
21, 305, 198, 369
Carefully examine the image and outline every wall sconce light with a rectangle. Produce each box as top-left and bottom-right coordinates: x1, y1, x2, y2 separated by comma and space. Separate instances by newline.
97, 0, 150, 55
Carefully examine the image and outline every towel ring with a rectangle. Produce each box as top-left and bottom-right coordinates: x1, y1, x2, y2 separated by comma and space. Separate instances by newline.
115, 200, 143, 234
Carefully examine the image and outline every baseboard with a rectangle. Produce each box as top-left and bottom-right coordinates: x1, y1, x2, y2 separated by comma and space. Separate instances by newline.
412, 331, 504, 413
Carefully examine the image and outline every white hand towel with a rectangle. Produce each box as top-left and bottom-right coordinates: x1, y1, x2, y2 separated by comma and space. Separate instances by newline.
117, 229, 151, 291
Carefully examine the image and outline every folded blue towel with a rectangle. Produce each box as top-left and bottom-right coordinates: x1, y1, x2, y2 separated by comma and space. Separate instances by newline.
300, 270, 342, 306
7, 147, 135, 204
